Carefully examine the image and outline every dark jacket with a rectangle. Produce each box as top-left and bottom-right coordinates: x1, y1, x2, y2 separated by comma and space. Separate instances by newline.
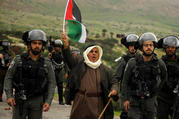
63, 47, 118, 119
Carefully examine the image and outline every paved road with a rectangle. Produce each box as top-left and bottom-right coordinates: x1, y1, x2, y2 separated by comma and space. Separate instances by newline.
0, 95, 120, 119
0, 99, 71, 119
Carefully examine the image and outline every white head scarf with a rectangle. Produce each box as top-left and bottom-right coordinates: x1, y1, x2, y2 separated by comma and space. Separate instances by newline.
83, 45, 103, 69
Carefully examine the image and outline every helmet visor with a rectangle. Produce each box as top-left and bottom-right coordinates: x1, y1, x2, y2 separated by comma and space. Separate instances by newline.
126, 34, 139, 42
163, 36, 179, 47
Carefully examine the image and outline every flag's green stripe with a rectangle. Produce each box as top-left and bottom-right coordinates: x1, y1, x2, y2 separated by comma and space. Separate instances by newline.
67, 20, 82, 42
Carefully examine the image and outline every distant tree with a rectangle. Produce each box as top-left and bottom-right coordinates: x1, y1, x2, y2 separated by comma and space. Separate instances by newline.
102, 29, 107, 37
116, 34, 125, 38
110, 32, 114, 39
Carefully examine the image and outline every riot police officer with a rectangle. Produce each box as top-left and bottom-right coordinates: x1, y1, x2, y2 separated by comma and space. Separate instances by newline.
122, 32, 167, 119
4, 29, 56, 119
48, 39, 67, 105
0, 40, 14, 101
157, 36, 179, 119
113, 34, 139, 119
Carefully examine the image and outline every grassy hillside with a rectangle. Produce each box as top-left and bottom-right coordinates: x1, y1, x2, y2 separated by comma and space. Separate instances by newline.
0, 0, 177, 70
0, 0, 178, 36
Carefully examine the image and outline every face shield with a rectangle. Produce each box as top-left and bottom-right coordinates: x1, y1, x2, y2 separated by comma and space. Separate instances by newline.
126, 34, 139, 43
163, 36, 179, 48
139, 32, 158, 46
54, 39, 63, 47
28, 29, 47, 43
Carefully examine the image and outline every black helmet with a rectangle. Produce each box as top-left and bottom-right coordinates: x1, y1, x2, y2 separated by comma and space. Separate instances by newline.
121, 34, 139, 49
158, 35, 179, 48
139, 32, 157, 47
54, 39, 63, 47
28, 29, 47, 44
22, 29, 47, 46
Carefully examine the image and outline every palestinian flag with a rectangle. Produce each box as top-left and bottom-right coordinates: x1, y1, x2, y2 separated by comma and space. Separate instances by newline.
64, 0, 86, 43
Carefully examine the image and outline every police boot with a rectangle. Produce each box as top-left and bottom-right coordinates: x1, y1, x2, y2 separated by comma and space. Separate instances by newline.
120, 111, 128, 119
59, 101, 64, 105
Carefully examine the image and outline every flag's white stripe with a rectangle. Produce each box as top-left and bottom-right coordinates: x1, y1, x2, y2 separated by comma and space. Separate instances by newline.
78, 24, 86, 43
63, 0, 70, 32
72, 15, 76, 21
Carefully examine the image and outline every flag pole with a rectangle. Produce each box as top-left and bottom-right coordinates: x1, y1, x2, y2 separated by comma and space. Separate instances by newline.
63, 0, 70, 32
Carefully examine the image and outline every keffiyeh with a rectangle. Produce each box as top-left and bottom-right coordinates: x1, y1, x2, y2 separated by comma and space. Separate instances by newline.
83, 45, 103, 69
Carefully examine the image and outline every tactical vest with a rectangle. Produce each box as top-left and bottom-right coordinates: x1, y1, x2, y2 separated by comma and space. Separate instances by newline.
51, 52, 64, 70
13, 53, 48, 98
129, 55, 161, 98
123, 55, 132, 64
161, 56, 179, 93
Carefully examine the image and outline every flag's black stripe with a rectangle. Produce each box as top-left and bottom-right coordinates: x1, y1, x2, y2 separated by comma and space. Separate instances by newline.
72, 0, 82, 23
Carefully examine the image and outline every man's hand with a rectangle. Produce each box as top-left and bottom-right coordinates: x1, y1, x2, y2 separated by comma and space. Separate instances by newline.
7, 98, 16, 109
42, 103, 50, 112
0, 54, 3, 59
6, 63, 10, 67
123, 100, 130, 112
108, 90, 117, 97
65, 73, 68, 79
61, 32, 69, 49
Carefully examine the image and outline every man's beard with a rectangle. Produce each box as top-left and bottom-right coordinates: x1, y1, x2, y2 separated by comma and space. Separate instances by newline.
143, 50, 154, 56
31, 47, 41, 55
129, 51, 136, 55
166, 50, 176, 58
167, 52, 175, 57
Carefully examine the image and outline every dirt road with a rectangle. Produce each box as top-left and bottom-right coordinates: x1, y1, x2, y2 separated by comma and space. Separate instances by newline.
0, 96, 120, 119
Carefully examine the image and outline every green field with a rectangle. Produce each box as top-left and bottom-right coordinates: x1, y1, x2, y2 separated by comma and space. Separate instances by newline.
0, 0, 178, 71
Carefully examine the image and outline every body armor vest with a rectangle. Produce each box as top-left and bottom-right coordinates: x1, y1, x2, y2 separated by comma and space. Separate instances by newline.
162, 56, 179, 94
129, 55, 161, 98
123, 55, 132, 64
13, 53, 48, 97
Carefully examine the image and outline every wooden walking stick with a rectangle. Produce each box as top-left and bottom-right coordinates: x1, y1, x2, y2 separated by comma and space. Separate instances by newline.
98, 93, 113, 119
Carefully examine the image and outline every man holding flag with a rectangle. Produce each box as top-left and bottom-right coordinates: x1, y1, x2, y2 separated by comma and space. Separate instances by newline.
62, 2, 118, 118
62, 32, 118, 119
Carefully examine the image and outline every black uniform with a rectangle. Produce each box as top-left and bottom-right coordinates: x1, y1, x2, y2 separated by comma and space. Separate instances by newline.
122, 54, 167, 119
4, 52, 55, 119
50, 51, 65, 104
0, 49, 12, 101
157, 55, 179, 119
